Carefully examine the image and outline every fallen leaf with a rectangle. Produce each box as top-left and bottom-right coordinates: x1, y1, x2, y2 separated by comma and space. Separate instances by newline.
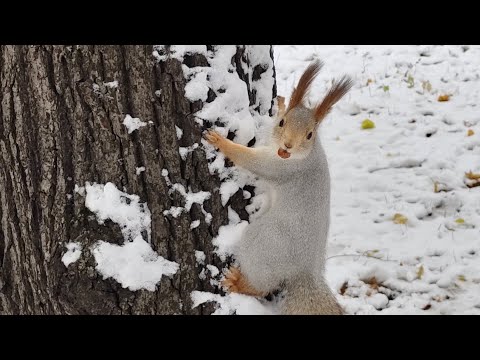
382, 85, 390, 92
361, 119, 375, 130
455, 218, 465, 224
458, 275, 466, 282
422, 304, 432, 310
438, 94, 450, 102
393, 213, 408, 224
465, 172, 480, 180
422, 81, 432, 92
467, 129, 474, 136
406, 75, 415, 88
465, 172, 480, 188
364, 277, 380, 291
417, 265, 424, 279
366, 79, 374, 86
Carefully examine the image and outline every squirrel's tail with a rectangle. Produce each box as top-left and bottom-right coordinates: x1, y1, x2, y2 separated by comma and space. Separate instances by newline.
281, 274, 344, 315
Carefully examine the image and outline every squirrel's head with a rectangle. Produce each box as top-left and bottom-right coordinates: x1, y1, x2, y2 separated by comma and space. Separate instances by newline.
273, 60, 353, 160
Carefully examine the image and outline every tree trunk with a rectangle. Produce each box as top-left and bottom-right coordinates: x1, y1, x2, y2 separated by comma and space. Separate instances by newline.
0, 45, 276, 314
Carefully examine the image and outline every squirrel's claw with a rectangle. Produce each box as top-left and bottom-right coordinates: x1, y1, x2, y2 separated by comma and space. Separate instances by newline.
221, 267, 265, 297
203, 130, 221, 146
221, 267, 241, 293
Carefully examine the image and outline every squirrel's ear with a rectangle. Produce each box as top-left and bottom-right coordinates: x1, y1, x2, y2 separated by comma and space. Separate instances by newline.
314, 75, 353, 123
287, 60, 324, 113
277, 96, 286, 118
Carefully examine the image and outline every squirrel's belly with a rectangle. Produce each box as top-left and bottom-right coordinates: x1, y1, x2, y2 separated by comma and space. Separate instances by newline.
237, 212, 325, 266
235, 181, 329, 291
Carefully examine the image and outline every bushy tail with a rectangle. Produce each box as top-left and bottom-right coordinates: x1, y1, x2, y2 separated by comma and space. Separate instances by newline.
281, 274, 344, 315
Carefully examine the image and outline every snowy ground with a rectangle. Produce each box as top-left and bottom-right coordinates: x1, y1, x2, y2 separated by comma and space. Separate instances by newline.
274, 45, 480, 314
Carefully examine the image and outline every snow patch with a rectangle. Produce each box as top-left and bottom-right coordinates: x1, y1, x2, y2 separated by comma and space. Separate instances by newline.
195, 250, 206, 265
85, 182, 151, 242
175, 126, 183, 140
190, 220, 201, 229
191, 291, 273, 315
92, 236, 178, 292
161, 169, 211, 218
179, 143, 199, 161
123, 114, 147, 134
83, 182, 178, 291
212, 221, 249, 261
62, 242, 82, 267
104, 80, 118, 89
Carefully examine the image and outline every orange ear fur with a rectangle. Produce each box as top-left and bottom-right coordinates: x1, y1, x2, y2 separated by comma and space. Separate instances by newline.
314, 75, 353, 123
286, 60, 324, 113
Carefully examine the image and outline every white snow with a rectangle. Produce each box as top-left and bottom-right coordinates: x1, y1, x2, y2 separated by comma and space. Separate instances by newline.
219, 180, 240, 207
178, 185, 211, 211
175, 126, 183, 140
195, 250, 206, 265
74, 184, 85, 196
206, 264, 220, 277
161, 168, 211, 218
190, 220, 201, 229
85, 182, 151, 242
179, 143, 199, 161
227, 206, 241, 225
136, 167, 145, 175
83, 182, 179, 291
92, 236, 179, 292
62, 242, 82, 267
191, 291, 275, 315
163, 206, 184, 218
184, 70, 209, 102
212, 221, 248, 261
123, 114, 147, 134
104, 80, 118, 89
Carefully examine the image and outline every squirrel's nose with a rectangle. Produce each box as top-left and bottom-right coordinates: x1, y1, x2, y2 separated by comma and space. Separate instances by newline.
284, 143, 292, 149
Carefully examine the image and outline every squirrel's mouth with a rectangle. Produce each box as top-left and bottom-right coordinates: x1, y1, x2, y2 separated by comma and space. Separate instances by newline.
277, 148, 291, 159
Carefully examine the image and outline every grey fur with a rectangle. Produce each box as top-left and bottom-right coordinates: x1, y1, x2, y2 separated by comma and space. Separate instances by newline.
232, 109, 343, 314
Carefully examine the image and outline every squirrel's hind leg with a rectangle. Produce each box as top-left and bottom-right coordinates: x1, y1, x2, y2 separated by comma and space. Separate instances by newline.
222, 267, 267, 297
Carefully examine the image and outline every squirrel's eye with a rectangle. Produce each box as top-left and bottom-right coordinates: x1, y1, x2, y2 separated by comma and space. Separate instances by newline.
279, 119, 284, 127
307, 132, 313, 140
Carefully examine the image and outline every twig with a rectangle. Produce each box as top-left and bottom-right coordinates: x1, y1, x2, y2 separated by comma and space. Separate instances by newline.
326, 253, 398, 263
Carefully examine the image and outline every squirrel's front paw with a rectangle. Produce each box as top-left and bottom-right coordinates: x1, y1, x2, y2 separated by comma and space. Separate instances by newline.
204, 130, 227, 149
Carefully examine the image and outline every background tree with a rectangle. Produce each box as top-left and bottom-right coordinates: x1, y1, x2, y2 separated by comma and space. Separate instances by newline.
0, 45, 276, 314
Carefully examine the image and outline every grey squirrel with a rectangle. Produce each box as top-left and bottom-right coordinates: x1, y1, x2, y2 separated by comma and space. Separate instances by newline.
205, 60, 353, 314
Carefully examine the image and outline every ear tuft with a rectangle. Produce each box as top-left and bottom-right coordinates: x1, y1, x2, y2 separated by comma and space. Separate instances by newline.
314, 75, 354, 123
287, 60, 324, 112
277, 96, 286, 118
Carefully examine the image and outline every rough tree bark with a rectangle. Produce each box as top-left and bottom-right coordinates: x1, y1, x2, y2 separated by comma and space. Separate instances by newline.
0, 45, 276, 314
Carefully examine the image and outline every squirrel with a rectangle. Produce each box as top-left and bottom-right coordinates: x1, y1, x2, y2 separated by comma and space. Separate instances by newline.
204, 59, 353, 315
